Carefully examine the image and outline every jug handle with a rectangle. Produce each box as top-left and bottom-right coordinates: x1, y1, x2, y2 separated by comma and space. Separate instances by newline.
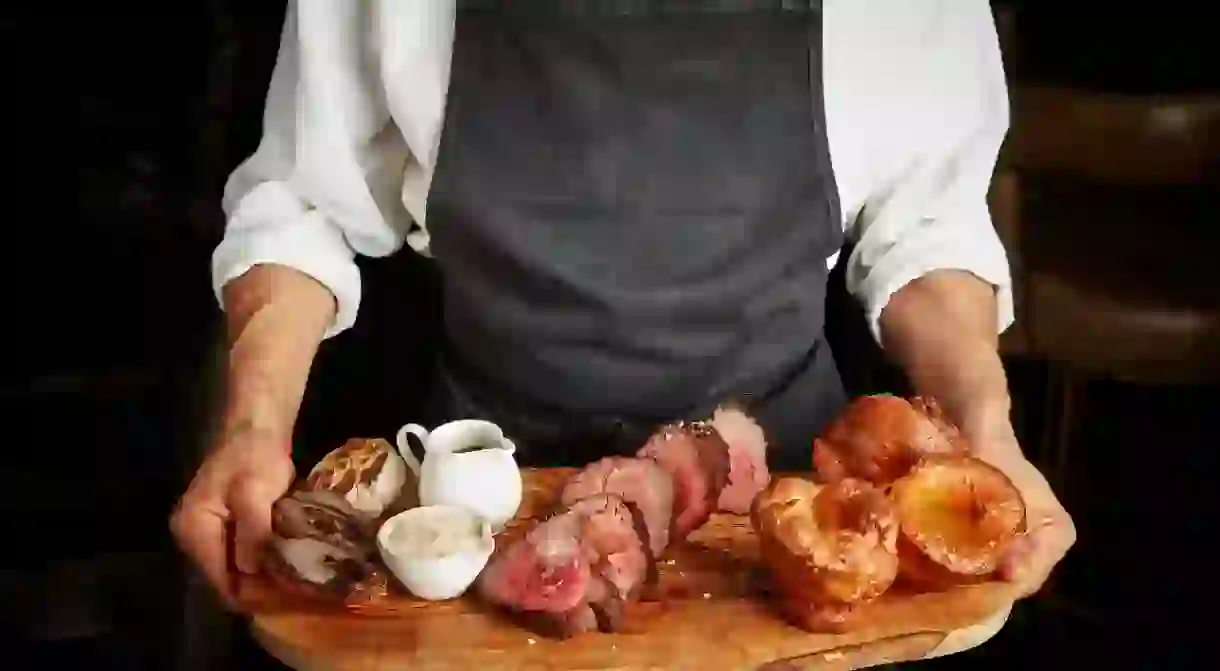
394, 424, 429, 477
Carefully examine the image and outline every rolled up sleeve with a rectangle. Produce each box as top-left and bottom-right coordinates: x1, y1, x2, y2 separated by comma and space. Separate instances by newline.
839, 0, 1014, 343
213, 1, 415, 338
213, 183, 363, 336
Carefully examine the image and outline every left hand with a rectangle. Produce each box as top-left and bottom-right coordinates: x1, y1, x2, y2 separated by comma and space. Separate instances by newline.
974, 438, 1076, 598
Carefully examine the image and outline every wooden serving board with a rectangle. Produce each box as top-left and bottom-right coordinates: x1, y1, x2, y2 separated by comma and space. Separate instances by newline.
240, 469, 1016, 670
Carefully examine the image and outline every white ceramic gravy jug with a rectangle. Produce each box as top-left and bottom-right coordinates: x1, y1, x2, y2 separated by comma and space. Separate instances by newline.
395, 419, 523, 531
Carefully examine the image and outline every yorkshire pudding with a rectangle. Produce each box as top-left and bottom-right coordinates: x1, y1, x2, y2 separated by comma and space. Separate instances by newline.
889, 455, 1027, 588
752, 477, 899, 632
813, 395, 966, 485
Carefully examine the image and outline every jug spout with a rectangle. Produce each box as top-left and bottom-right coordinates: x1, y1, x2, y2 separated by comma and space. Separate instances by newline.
469, 438, 514, 456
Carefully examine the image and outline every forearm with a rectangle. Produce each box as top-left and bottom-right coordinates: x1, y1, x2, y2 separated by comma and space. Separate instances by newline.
220, 264, 336, 441
878, 269, 1020, 461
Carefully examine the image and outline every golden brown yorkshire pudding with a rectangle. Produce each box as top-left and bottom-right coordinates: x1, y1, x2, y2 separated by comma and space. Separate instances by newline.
752, 477, 899, 632
813, 395, 967, 486
888, 455, 1027, 589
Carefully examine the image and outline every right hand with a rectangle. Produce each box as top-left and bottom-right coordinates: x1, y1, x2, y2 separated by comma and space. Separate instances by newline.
170, 425, 295, 608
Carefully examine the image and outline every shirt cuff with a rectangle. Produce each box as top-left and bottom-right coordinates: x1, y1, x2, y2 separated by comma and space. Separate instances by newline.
855, 218, 1015, 345
212, 183, 362, 339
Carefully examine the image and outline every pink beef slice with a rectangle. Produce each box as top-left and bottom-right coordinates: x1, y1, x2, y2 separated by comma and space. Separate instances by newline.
477, 511, 594, 637
567, 494, 654, 603
637, 421, 730, 541
709, 405, 771, 514
477, 494, 652, 637
560, 456, 675, 556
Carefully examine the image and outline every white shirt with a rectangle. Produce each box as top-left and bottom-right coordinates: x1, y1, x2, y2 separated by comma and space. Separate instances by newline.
214, 0, 1013, 342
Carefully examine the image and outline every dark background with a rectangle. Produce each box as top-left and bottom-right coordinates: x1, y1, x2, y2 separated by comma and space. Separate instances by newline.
4, 2, 1215, 668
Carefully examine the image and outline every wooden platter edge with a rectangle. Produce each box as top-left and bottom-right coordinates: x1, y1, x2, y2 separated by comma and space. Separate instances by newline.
243, 468, 1017, 670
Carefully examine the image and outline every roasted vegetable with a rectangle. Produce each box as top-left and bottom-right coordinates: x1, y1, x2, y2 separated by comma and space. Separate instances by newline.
304, 437, 418, 519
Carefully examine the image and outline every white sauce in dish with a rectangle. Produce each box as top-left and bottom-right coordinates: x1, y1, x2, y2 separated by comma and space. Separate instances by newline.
376, 504, 496, 600
383, 506, 486, 559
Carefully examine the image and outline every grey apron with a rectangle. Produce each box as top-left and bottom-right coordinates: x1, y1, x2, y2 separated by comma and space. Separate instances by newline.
424, 0, 845, 470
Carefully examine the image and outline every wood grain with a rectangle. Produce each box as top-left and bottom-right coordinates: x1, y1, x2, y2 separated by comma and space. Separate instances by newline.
241, 469, 1015, 670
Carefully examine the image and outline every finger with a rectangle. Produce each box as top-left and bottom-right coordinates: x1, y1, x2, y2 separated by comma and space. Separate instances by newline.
1025, 518, 1075, 589
1015, 542, 1057, 597
230, 475, 278, 575
999, 532, 1035, 583
1003, 521, 1074, 598
171, 501, 239, 609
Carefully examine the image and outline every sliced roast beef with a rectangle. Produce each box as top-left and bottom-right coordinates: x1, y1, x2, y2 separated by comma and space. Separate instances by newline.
561, 456, 675, 556
637, 420, 731, 541
478, 511, 596, 638
517, 604, 601, 639
478, 493, 652, 637
709, 405, 771, 514
478, 510, 589, 613
567, 494, 655, 601
264, 489, 389, 605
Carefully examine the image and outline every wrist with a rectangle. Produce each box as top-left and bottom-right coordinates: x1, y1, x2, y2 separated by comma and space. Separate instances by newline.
218, 415, 294, 457
957, 392, 1013, 445
219, 377, 296, 453
218, 267, 329, 456
960, 403, 1024, 465
970, 430, 1025, 466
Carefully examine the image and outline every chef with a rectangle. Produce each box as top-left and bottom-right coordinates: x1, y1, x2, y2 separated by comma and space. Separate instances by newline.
172, 0, 1074, 611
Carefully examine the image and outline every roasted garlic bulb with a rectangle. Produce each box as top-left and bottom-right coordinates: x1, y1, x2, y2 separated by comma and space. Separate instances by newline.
304, 437, 418, 519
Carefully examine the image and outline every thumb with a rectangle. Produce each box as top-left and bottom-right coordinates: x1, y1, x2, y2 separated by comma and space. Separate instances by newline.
230, 469, 291, 575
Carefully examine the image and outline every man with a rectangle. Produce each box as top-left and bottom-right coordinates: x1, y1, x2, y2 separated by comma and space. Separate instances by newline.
173, 0, 1074, 613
